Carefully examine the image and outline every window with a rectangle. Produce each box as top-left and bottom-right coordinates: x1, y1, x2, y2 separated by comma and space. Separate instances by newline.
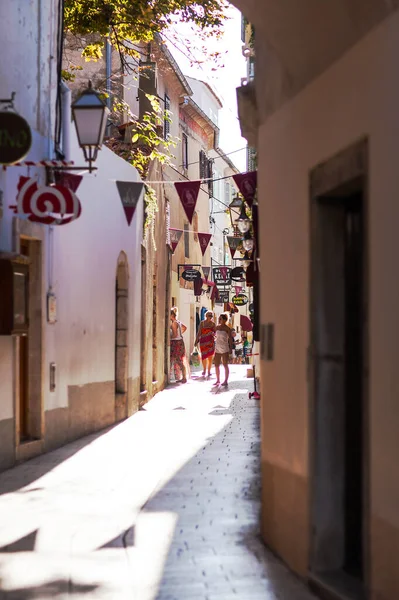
225, 181, 231, 204
199, 150, 207, 179
207, 159, 214, 198
164, 93, 171, 139
182, 132, 188, 169
184, 223, 189, 258
199, 150, 213, 197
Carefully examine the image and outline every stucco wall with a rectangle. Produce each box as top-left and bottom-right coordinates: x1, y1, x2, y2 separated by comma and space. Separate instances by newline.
256, 10, 399, 599
44, 134, 143, 412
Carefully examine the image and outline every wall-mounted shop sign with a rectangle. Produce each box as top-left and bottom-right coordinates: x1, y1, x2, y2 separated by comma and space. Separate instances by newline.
217, 291, 230, 304
181, 268, 201, 282
212, 266, 231, 287
0, 111, 32, 165
232, 293, 249, 306
231, 266, 245, 282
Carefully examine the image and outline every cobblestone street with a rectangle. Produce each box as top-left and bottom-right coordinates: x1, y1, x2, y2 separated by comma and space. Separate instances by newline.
0, 367, 318, 600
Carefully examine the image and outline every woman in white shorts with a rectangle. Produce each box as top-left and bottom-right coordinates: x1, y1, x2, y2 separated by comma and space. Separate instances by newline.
213, 313, 233, 386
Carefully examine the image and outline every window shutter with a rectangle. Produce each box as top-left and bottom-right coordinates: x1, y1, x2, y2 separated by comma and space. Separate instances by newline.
164, 94, 171, 139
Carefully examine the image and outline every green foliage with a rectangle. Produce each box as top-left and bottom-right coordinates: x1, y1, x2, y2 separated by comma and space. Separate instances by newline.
144, 185, 159, 249
64, 0, 228, 64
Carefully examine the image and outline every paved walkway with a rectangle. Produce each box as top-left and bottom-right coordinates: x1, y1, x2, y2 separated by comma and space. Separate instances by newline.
0, 366, 318, 600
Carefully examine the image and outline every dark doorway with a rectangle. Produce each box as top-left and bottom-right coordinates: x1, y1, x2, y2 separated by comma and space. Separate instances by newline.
310, 177, 367, 596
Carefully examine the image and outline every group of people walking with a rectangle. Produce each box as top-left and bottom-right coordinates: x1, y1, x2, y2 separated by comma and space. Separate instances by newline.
170, 307, 237, 387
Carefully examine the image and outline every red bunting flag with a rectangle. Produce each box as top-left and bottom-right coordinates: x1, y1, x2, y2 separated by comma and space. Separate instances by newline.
169, 228, 183, 253
219, 266, 230, 281
211, 285, 219, 303
174, 180, 201, 223
198, 232, 212, 256
54, 171, 82, 192
226, 236, 241, 260
116, 181, 144, 226
233, 171, 257, 206
202, 266, 210, 280
235, 286, 243, 295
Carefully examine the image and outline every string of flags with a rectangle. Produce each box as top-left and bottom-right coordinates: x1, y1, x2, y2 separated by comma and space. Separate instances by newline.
6, 155, 256, 230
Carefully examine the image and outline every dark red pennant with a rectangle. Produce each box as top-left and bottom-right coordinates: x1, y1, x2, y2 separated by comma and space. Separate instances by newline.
202, 266, 210, 280
211, 285, 219, 302
169, 228, 183, 253
194, 277, 203, 296
226, 236, 241, 260
219, 266, 230, 280
233, 171, 257, 206
198, 232, 212, 256
116, 181, 144, 226
54, 171, 83, 192
174, 180, 201, 223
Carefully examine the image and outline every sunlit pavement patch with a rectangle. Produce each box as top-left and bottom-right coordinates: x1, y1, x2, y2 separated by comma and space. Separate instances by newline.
0, 366, 317, 600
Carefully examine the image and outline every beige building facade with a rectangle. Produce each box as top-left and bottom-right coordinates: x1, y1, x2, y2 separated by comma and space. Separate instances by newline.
234, 2, 399, 599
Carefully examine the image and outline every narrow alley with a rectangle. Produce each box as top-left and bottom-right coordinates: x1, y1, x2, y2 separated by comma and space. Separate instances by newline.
0, 367, 317, 600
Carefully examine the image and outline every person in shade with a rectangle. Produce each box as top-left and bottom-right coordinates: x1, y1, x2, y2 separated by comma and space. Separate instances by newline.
213, 313, 233, 387
170, 307, 188, 383
195, 311, 216, 377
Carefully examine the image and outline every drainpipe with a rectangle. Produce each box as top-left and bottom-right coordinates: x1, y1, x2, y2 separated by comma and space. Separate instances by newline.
105, 37, 112, 135
60, 81, 71, 161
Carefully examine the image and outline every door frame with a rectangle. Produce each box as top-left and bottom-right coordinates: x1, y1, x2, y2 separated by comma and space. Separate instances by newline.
308, 138, 370, 594
12, 218, 45, 462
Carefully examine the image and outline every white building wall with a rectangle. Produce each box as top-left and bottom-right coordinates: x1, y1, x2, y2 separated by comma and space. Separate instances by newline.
255, 10, 399, 595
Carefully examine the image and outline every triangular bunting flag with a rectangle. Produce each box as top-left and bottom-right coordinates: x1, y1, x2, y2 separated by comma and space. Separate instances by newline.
198, 232, 212, 256
202, 266, 210, 280
235, 286, 243, 295
54, 171, 82, 192
211, 285, 219, 302
219, 266, 230, 280
116, 181, 144, 226
233, 171, 257, 206
169, 228, 183, 253
174, 180, 201, 223
227, 236, 241, 260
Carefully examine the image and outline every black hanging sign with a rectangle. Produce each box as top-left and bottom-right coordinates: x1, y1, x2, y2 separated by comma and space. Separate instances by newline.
218, 291, 230, 304
230, 266, 246, 282
232, 293, 249, 306
0, 111, 32, 165
181, 268, 201, 282
212, 266, 231, 287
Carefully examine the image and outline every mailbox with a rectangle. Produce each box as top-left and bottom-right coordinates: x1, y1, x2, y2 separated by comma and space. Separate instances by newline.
0, 253, 30, 335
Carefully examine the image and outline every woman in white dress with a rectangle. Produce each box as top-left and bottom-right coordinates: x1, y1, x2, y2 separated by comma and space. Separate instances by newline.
213, 313, 233, 387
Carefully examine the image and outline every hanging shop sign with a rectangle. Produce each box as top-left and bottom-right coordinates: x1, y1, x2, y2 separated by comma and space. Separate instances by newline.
212, 266, 231, 287
218, 291, 230, 304
232, 293, 249, 306
0, 111, 32, 165
230, 266, 246, 282
181, 268, 201, 282
10, 176, 81, 225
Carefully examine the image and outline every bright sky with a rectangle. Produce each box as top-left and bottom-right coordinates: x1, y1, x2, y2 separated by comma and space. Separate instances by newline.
166, 4, 248, 172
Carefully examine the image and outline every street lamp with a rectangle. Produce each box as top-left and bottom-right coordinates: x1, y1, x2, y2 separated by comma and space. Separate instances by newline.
235, 202, 251, 233
72, 81, 109, 172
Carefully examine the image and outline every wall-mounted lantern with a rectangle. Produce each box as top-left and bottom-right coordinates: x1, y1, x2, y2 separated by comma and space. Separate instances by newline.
71, 81, 109, 172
